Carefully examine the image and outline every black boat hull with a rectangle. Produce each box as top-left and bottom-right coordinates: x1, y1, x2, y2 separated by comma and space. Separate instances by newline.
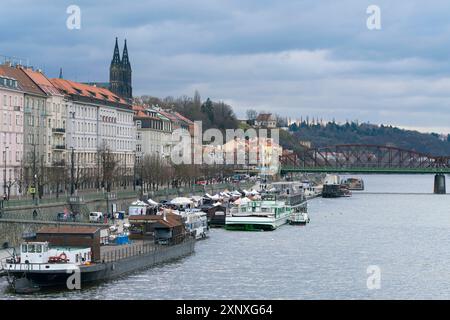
8, 239, 195, 291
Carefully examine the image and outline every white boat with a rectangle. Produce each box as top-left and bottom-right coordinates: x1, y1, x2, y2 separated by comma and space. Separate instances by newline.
225, 200, 291, 231
166, 208, 209, 240
184, 210, 209, 239
304, 185, 323, 198
288, 212, 310, 225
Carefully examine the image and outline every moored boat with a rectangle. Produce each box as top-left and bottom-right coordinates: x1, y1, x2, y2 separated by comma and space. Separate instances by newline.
342, 177, 364, 191
2, 222, 195, 293
288, 212, 310, 225
225, 200, 291, 231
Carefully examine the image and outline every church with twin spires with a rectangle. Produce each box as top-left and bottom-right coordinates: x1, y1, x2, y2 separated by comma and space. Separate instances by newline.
109, 37, 132, 101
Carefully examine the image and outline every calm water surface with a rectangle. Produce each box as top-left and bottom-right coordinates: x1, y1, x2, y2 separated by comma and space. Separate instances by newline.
1, 174, 450, 299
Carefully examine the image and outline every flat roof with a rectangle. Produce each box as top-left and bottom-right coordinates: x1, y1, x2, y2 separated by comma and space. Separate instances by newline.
37, 226, 101, 235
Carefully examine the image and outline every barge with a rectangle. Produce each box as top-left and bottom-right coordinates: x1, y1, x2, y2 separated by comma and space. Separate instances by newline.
2, 218, 195, 293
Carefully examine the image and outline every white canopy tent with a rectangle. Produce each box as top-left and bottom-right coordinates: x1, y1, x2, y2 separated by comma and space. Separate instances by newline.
146, 198, 158, 206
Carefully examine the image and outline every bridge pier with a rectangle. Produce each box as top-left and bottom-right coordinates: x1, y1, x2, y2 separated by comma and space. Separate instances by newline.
434, 174, 446, 194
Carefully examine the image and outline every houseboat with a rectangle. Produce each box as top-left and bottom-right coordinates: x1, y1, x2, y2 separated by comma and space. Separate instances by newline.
342, 177, 365, 191
200, 203, 228, 227
182, 209, 209, 239
225, 200, 292, 231
322, 174, 346, 198
164, 197, 209, 239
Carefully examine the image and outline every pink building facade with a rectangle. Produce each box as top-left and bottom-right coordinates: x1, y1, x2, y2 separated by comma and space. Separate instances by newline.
0, 75, 24, 197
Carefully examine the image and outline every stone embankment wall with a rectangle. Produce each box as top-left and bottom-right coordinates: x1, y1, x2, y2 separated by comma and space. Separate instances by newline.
0, 196, 136, 221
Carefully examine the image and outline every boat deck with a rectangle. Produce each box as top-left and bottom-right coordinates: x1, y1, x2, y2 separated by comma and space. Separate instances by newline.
100, 240, 156, 263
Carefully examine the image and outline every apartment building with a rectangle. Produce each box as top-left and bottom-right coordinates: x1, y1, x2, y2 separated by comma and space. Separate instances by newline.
22, 68, 67, 166
133, 105, 173, 163
51, 78, 135, 189
0, 64, 48, 196
0, 70, 24, 197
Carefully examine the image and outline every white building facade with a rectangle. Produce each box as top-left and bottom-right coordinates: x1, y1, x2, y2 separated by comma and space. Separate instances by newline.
134, 106, 173, 163
51, 78, 135, 190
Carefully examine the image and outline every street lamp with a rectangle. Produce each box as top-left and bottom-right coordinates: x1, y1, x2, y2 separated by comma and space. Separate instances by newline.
123, 152, 127, 190
3, 146, 8, 200
70, 147, 75, 195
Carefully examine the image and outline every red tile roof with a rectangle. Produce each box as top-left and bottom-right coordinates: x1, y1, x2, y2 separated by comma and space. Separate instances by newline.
0, 65, 46, 96
51, 78, 128, 104
132, 105, 161, 120
156, 109, 179, 122
21, 68, 61, 96
256, 113, 274, 122
173, 112, 194, 125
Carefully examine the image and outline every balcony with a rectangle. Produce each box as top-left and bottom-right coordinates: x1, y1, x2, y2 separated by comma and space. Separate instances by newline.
52, 160, 66, 167
52, 128, 66, 134
52, 144, 66, 150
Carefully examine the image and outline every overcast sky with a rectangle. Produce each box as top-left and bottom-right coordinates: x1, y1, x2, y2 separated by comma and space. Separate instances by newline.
2, 0, 450, 133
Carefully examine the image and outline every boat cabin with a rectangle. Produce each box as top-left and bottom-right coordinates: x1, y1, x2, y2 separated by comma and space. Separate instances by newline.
18, 241, 92, 265
231, 200, 290, 217
200, 204, 227, 227
129, 213, 186, 244
35, 226, 103, 262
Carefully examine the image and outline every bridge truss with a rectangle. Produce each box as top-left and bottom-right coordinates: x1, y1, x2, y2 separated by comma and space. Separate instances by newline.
280, 144, 450, 174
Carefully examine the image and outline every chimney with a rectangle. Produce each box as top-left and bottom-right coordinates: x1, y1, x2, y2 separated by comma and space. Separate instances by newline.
163, 210, 167, 222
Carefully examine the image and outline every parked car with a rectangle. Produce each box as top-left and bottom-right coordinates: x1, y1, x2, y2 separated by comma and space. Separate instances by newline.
89, 211, 104, 223
196, 180, 207, 185
56, 212, 76, 222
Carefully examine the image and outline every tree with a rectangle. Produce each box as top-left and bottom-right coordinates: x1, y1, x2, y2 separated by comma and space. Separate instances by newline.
99, 144, 119, 192
47, 160, 68, 198
201, 98, 214, 123
193, 90, 201, 108
246, 109, 258, 121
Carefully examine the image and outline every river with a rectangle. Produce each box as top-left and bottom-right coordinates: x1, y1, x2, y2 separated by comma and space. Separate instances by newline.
1, 174, 450, 299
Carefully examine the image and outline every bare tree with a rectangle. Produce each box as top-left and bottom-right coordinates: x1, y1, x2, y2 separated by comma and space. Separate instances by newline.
99, 144, 119, 192
246, 109, 258, 121
47, 160, 68, 198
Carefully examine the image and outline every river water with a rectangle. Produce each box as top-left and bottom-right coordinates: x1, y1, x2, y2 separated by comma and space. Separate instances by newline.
1, 174, 450, 299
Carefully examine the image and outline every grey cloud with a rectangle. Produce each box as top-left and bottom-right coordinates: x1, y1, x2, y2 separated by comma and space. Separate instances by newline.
1, 0, 450, 132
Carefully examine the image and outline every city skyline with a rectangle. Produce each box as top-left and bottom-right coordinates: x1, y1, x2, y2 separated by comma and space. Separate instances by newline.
2, 1, 450, 133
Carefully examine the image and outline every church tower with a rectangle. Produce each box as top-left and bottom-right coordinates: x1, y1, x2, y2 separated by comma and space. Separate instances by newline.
109, 38, 132, 101
121, 39, 132, 99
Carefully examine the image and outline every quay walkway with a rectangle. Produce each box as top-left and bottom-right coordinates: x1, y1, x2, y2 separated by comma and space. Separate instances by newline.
352, 192, 449, 195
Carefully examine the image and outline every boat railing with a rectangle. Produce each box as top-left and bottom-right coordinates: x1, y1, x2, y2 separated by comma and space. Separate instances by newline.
2, 262, 52, 272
